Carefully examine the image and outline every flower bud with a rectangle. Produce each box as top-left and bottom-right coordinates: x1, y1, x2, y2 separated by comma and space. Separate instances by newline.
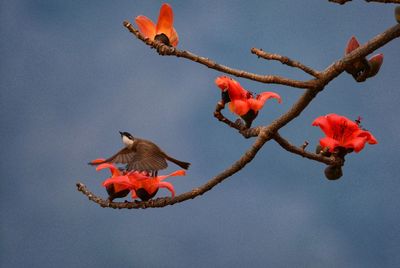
136, 188, 158, 201
154, 33, 171, 46
366, 54, 384, 78
324, 165, 343, 180
345, 36, 360, 55
106, 185, 130, 202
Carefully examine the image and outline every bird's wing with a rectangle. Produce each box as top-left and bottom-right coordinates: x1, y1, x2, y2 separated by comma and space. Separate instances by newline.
126, 143, 168, 172
104, 147, 135, 164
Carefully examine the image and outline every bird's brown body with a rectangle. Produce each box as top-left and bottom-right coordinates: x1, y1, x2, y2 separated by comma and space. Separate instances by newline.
89, 132, 190, 176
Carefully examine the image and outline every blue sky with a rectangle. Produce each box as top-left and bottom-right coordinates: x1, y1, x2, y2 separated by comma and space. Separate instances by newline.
1, 1, 400, 267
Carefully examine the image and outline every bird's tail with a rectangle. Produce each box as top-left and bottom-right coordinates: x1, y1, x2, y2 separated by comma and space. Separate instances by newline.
165, 155, 190, 170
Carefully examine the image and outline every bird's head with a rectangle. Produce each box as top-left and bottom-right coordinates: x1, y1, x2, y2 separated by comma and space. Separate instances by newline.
119, 131, 134, 146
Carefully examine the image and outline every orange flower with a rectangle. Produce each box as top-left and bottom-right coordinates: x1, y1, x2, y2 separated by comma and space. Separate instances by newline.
135, 3, 179, 47
98, 162, 186, 201
215, 76, 281, 128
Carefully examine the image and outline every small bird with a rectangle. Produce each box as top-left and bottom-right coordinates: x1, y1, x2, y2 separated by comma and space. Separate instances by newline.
89, 132, 190, 176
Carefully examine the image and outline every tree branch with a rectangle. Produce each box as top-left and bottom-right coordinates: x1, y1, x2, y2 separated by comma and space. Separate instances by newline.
213, 101, 243, 131
316, 23, 400, 88
329, 0, 400, 4
123, 21, 315, 90
273, 132, 343, 166
77, 16, 400, 209
213, 101, 262, 138
251, 48, 320, 78
77, 129, 272, 209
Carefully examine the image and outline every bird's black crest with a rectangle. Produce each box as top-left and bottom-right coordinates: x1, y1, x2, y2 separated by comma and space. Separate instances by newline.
119, 131, 134, 139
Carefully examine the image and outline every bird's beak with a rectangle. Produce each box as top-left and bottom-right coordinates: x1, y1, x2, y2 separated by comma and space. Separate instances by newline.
119, 131, 123, 136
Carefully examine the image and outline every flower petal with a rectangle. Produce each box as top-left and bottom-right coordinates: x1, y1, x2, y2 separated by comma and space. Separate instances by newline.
357, 130, 378, 145
127, 171, 150, 181
229, 100, 250, 116
215, 76, 247, 100
96, 163, 121, 177
248, 91, 281, 111
156, 3, 174, 37
113, 183, 129, 193
157, 169, 186, 181
228, 79, 247, 100
102, 175, 132, 190
215, 76, 229, 91
326, 114, 360, 143
158, 181, 175, 198
343, 136, 368, 153
312, 115, 334, 138
319, 137, 340, 152
135, 15, 156, 39
90, 158, 106, 164
345, 36, 360, 54
169, 27, 179, 47
131, 190, 138, 199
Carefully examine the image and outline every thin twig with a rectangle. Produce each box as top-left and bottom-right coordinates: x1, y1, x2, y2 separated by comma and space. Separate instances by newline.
213, 101, 263, 138
251, 48, 320, 78
213, 102, 243, 131
301, 141, 309, 150
123, 21, 315, 90
273, 132, 343, 166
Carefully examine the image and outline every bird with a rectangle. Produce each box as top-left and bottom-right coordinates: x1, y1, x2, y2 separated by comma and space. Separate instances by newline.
89, 132, 190, 176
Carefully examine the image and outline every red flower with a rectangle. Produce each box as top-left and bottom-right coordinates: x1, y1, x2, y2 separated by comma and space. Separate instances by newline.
92, 160, 131, 201
344, 36, 384, 81
97, 162, 185, 201
135, 3, 178, 47
312, 114, 377, 153
215, 76, 281, 128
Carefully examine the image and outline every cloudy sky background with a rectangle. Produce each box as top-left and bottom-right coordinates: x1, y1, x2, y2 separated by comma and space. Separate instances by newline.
1, 1, 400, 267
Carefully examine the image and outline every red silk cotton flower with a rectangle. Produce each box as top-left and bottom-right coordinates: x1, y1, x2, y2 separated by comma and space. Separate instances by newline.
344, 36, 383, 82
95, 162, 185, 201
135, 3, 178, 47
215, 76, 281, 128
312, 114, 377, 153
